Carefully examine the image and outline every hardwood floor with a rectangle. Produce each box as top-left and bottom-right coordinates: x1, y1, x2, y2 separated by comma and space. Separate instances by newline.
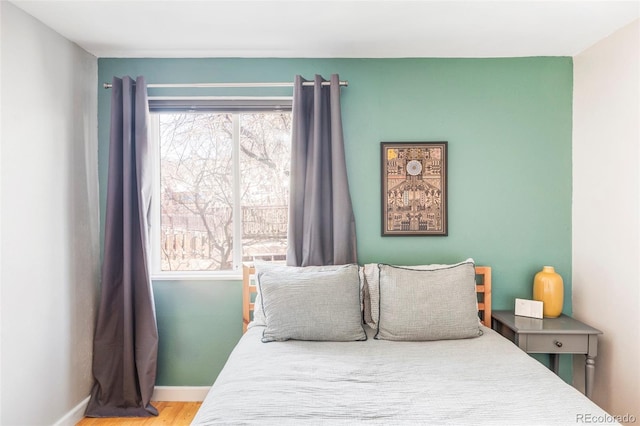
76, 401, 202, 426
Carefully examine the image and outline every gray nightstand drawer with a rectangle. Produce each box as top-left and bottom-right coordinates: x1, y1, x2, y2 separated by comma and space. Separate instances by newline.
526, 334, 588, 353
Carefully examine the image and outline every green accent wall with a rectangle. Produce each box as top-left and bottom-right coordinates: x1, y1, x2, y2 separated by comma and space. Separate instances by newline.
98, 57, 573, 385
153, 280, 241, 386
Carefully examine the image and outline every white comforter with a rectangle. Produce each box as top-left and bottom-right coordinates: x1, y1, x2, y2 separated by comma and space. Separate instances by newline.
192, 326, 616, 425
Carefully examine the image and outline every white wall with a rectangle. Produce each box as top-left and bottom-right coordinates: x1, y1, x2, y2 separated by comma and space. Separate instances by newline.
572, 19, 639, 423
0, 2, 99, 425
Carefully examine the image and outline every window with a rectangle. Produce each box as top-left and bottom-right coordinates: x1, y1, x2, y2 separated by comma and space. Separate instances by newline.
151, 109, 292, 275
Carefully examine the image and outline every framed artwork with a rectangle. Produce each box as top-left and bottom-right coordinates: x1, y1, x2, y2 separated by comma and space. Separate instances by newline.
381, 142, 448, 236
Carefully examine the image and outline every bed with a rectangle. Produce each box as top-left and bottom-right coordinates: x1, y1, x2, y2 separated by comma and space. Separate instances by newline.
192, 261, 616, 425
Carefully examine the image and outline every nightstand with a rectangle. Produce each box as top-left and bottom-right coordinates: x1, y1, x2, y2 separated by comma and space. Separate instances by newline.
491, 310, 602, 399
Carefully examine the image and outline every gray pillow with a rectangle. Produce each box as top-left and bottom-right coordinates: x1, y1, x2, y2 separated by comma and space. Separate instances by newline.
258, 264, 367, 342
375, 261, 482, 341
363, 259, 475, 329
250, 262, 350, 328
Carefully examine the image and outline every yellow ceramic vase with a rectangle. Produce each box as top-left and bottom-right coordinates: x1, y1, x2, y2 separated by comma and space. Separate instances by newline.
533, 266, 564, 318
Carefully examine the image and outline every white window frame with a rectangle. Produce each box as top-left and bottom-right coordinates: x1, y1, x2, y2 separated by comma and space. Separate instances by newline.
150, 114, 236, 280
149, 105, 291, 281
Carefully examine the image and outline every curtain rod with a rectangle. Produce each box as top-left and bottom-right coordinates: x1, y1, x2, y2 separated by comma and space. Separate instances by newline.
103, 81, 348, 89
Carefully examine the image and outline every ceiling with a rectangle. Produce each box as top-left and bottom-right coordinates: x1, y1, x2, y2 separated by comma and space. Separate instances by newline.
10, 0, 640, 58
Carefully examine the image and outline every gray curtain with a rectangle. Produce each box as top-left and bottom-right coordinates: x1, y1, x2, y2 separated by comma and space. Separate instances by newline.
85, 76, 158, 418
287, 74, 358, 266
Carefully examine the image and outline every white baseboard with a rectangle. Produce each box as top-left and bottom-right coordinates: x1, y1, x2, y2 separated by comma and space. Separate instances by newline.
53, 396, 90, 426
152, 386, 210, 402
54, 386, 209, 425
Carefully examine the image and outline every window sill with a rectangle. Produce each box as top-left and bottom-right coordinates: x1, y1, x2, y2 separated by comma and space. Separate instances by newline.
151, 272, 242, 281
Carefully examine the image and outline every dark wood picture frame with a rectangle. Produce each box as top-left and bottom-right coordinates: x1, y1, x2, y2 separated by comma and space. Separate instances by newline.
381, 141, 448, 236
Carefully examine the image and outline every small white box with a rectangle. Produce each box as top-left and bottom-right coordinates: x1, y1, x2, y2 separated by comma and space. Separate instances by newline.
514, 298, 543, 319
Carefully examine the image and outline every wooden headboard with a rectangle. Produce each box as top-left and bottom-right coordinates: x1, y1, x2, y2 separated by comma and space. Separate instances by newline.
242, 264, 492, 333
474, 266, 492, 328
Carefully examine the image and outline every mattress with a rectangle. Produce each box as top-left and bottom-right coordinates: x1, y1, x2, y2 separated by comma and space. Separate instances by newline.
192, 325, 616, 425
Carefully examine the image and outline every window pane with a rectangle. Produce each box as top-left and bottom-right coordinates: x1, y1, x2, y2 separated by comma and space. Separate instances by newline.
159, 113, 234, 271
239, 113, 291, 263
157, 111, 292, 273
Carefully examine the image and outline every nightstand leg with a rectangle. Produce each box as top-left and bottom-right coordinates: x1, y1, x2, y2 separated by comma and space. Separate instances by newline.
585, 356, 596, 399
550, 353, 559, 375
